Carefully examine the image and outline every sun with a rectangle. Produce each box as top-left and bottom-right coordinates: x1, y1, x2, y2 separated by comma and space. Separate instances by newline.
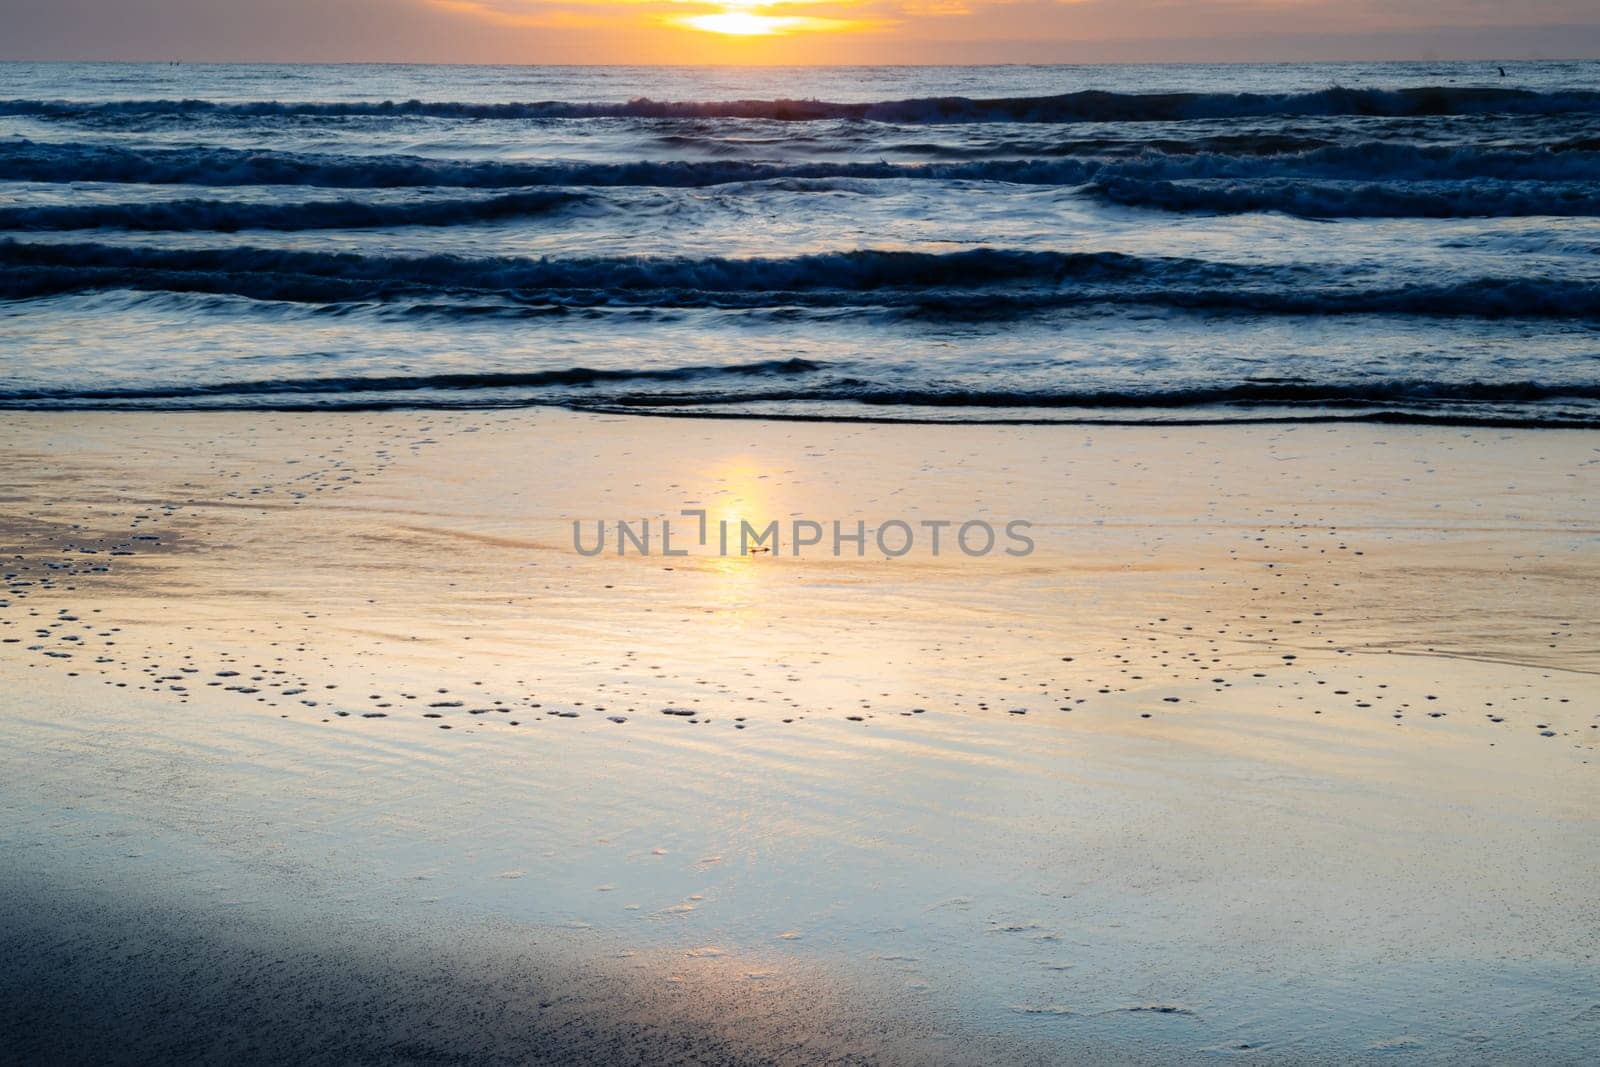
682, 12, 790, 35
673, 4, 867, 37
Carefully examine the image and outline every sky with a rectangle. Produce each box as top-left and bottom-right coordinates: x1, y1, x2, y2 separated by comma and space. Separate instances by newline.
3, 0, 1599, 64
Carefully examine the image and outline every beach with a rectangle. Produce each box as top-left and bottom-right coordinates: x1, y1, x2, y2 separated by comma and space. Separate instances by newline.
4, 53, 1600, 1064
2, 409, 1595, 1063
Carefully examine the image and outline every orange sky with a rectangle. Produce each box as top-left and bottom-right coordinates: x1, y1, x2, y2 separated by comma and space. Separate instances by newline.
3, 0, 1599, 62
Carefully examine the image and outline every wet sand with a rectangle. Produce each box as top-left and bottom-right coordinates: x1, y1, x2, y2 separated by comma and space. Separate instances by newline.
1, 410, 1597, 1064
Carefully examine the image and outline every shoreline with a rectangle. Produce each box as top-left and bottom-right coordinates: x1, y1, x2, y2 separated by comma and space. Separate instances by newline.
6, 404, 1589, 430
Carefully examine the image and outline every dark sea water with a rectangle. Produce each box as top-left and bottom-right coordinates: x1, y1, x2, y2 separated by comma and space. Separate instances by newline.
2, 61, 1598, 426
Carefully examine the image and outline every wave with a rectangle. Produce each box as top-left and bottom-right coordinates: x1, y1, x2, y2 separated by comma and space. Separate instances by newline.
0, 358, 823, 403
590, 379, 1600, 409
5, 139, 1593, 190
6, 86, 1600, 124
2, 369, 1594, 429
4, 241, 1597, 319
0, 190, 590, 232
876, 132, 1346, 161
0, 142, 947, 188
565, 407, 1600, 430
0, 242, 1199, 302
1090, 177, 1600, 218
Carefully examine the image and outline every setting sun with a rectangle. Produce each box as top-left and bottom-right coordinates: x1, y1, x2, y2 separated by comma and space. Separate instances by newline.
674, 6, 865, 37
681, 12, 788, 36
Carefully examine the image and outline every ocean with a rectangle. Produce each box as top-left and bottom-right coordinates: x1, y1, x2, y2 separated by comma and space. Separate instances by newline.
2, 60, 1598, 426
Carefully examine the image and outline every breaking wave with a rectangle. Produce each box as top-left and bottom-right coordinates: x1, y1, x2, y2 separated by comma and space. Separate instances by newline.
4, 139, 1592, 190
6, 86, 1600, 124
1090, 177, 1600, 218
0, 191, 591, 232
3, 241, 1596, 319
3, 365, 1595, 429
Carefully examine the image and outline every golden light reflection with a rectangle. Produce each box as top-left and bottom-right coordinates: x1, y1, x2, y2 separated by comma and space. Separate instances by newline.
694, 456, 781, 620
704, 456, 776, 552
